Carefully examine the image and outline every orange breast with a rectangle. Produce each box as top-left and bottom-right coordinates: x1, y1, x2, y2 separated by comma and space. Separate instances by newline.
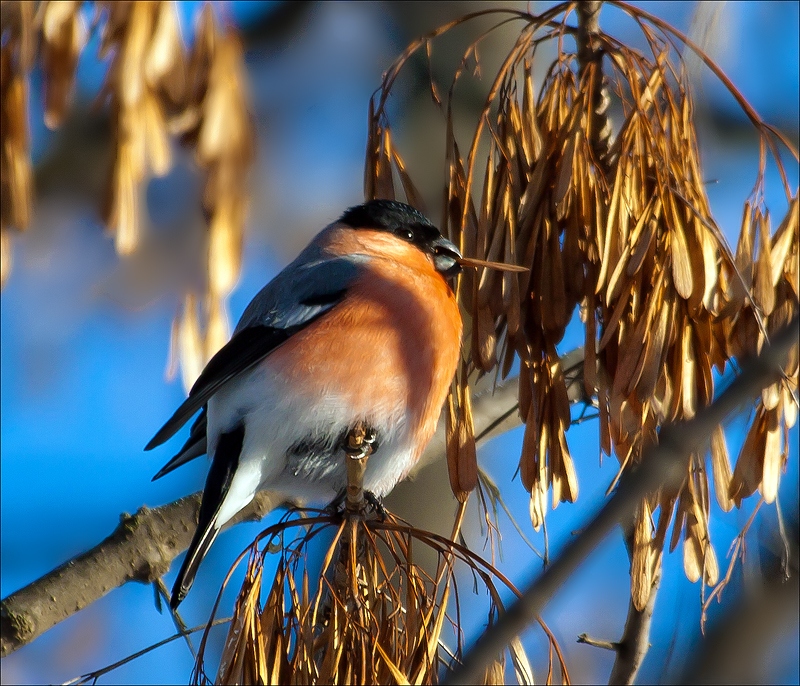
268, 237, 462, 460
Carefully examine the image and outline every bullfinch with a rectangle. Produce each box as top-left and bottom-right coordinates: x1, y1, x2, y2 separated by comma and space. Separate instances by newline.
146, 200, 463, 608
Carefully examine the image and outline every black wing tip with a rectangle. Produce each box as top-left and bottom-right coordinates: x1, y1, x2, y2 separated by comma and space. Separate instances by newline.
152, 438, 208, 481
169, 550, 198, 610
151, 466, 169, 482
146, 399, 203, 452
169, 584, 188, 610
145, 424, 173, 451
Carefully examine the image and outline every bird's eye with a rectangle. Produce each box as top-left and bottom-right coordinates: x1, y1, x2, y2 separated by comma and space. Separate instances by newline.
395, 228, 415, 242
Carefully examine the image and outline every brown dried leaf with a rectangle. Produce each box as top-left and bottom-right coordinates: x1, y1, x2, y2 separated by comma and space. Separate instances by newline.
509, 635, 535, 686
483, 658, 505, 685
197, 33, 250, 164
41, 0, 85, 129
770, 196, 798, 286
637, 301, 670, 401
760, 407, 782, 504
784, 386, 798, 429
178, 293, 204, 391
110, 141, 139, 254
0, 229, 11, 288
671, 223, 694, 300
631, 499, 654, 611
205, 296, 230, 361
710, 426, 733, 512
474, 304, 497, 372
683, 522, 703, 583
1, 68, 33, 230
143, 94, 171, 176
529, 472, 548, 533
555, 431, 578, 504
145, 1, 186, 106
729, 407, 766, 507
681, 323, 697, 419
753, 210, 775, 315
457, 380, 478, 498
208, 196, 244, 296
700, 226, 719, 310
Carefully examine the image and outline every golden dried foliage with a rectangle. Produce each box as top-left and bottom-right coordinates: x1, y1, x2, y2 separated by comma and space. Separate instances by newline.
1, 1, 35, 286
364, 2, 798, 609
192, 509, 564, 685
0, 1, 254, 388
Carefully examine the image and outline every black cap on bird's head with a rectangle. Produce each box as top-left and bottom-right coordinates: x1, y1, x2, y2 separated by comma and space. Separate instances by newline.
340, 199, 462, 278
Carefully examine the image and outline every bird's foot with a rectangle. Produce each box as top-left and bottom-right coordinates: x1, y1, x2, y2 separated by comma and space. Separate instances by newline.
325, 489, 347, 516
363, 491, 386, 520
343, 425, 378, 459
324, 489, 386, 520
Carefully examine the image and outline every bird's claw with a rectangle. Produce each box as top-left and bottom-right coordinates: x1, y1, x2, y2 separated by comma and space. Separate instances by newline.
324, 489, 386, 520
364, 491, 386, 520
344, 426, 378, 460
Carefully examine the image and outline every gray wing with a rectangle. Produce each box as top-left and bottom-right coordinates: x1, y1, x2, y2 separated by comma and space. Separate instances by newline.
145, 254, 368, 452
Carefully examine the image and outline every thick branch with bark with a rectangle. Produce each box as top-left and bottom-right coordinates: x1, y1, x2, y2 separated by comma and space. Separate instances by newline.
1, 357, 564, 658
0, 491, 289, 657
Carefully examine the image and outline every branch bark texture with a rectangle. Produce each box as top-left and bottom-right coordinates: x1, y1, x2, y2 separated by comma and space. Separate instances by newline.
608, 565, 661, 684
0, 490, 288, 657
577, 0, 613, 169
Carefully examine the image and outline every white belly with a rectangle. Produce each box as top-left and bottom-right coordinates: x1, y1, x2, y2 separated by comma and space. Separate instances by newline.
206, 359, 420, 522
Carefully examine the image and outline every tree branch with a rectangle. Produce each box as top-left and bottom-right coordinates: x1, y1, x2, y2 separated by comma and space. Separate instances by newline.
444, 317, 799, 685
577, 0, 613, 169
576, 3, 657, 682
608, 564, 660, 684
2, 350, 576, 658
0, 490, 290, 657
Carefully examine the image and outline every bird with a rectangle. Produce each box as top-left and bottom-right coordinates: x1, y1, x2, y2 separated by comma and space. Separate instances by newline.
146, 199, 463, 608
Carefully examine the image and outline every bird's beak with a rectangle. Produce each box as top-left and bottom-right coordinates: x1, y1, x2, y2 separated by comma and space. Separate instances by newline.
432, 236, 529, 277
431, 237, 463, 278
456, 256, 528, 273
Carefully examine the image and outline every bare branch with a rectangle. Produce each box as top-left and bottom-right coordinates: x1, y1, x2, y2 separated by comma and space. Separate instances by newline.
577, 634, 619, 651
445, 316, 799, 686
577, 0, 613, 168
0, 490, 290, 657
608, 565, 660, 684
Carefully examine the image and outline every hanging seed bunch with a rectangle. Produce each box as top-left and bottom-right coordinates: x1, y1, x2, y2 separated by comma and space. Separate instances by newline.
364, 1, 798, 610
167, 3, 254, 388
0, 1, 254, 390
0, 1, 35, 286
192, 510, 562, 685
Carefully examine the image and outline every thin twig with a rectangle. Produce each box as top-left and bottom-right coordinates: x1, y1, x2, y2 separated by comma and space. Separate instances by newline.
577, 633, 620, 651
62, 616, 233, 685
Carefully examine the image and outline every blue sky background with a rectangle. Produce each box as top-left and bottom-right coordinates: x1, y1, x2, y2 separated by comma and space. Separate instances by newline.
1, 2, 798, 684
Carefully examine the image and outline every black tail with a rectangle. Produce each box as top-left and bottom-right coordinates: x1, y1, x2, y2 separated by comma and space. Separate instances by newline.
170, 424, 245, 609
